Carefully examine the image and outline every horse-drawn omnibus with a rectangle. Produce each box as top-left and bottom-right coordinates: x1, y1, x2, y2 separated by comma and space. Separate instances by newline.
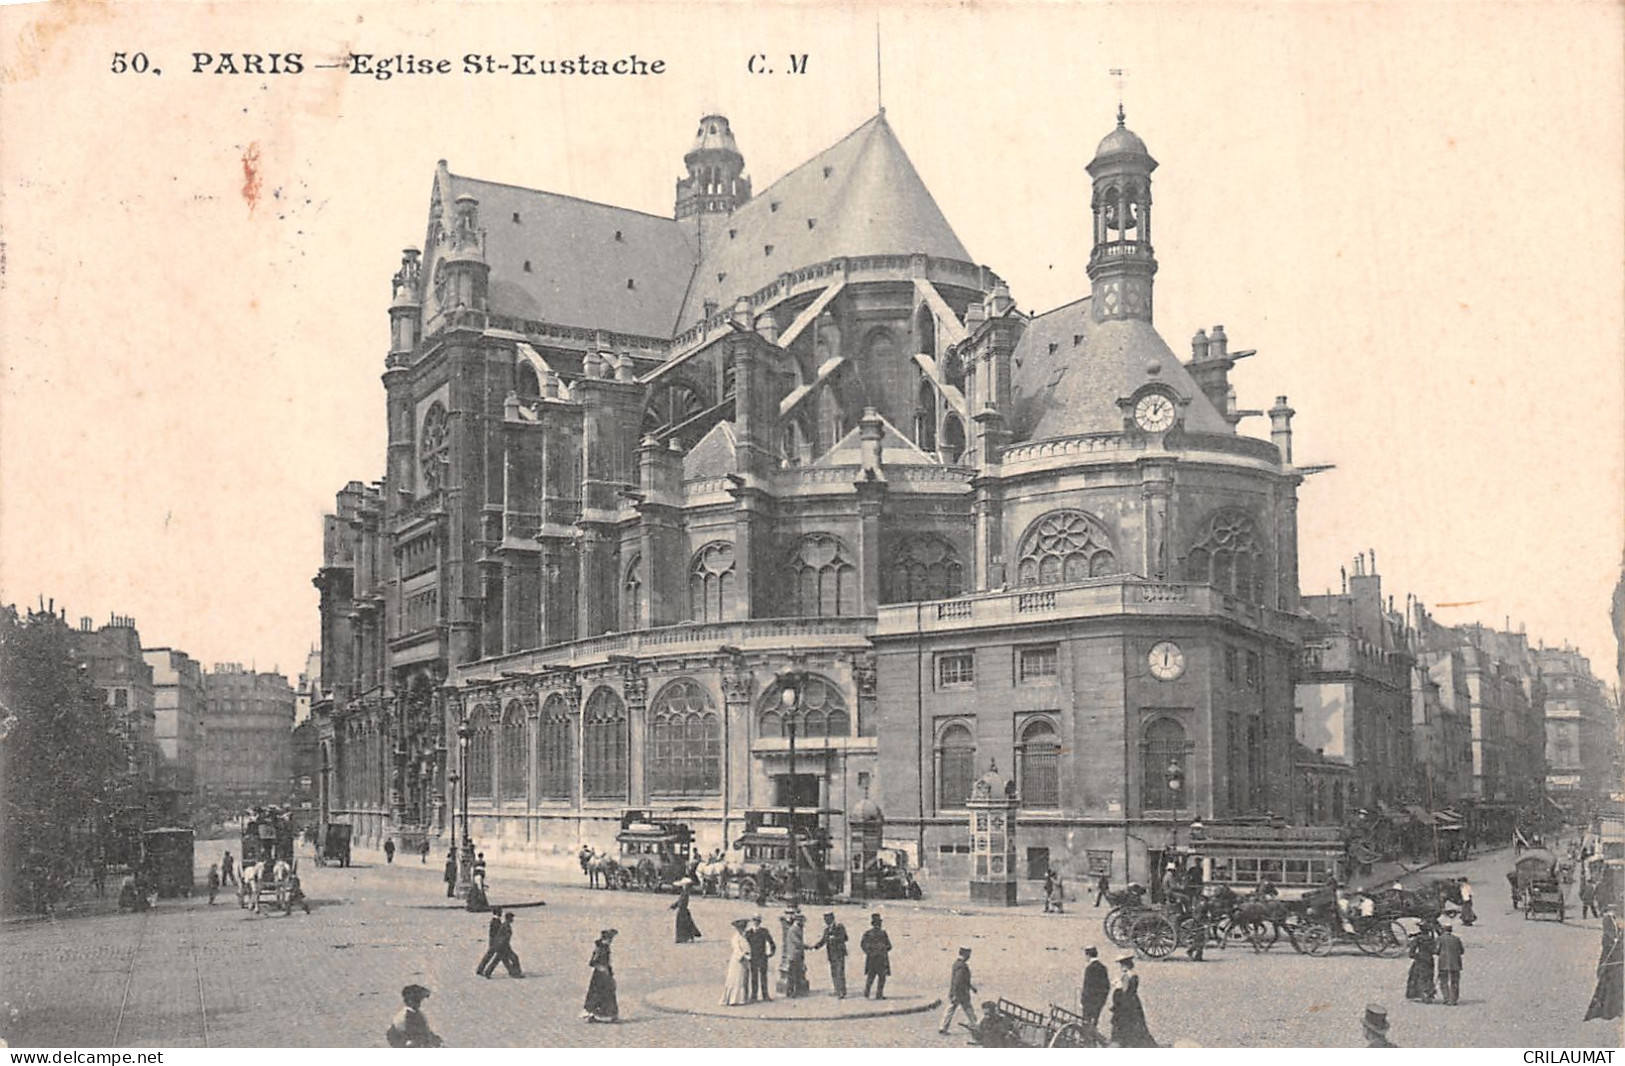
241, 807, 296, 867
1186, 821, 1351, 900
732, 808, 841, 901
615, 809, 696, 892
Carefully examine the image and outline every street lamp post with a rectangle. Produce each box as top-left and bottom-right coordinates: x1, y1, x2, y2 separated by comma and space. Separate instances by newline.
454, 719, 473, 898
1166, 760, 1184, 894
780, 679, 802, 903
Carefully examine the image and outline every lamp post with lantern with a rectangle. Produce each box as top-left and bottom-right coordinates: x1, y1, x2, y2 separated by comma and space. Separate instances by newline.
776, 670, 810, 903
1166, 759, 1185, 896
454, 717, 474, 898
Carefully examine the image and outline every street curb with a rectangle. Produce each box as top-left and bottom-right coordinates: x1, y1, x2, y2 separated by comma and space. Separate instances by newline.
643, 985, 942, 1022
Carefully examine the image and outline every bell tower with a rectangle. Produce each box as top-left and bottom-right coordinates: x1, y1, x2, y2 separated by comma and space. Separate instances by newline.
675, 114, 750, 252
1086, 107, 1158, 323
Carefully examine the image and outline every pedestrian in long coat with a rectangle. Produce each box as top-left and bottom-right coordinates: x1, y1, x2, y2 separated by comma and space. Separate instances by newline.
419, 839, 430, 865
810, 912, 849, 998
582, 929, 619, 1023
384, 839, 396, 864
1585, 907, 1623, 1021
497, 912, 524, 978
207, 865, 220, 905
783, 911, 809, 997
221, 851, 236, 887
1435, 923, 1465, 1006
444, 851, 458, 899
1404, 925, 1437, 1003
670, 883, 702, 943
1108, 956, 1156, 1047
1094, 872, 1112, 908
1079, 946, 1111, 1028
745, 915, 777, 1002
938, 947, 979, 1034
861, 913, 893, 999
1582, 879, 1599, 919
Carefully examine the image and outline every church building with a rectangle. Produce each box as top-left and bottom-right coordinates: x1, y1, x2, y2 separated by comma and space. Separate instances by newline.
314, 106, 1311, 892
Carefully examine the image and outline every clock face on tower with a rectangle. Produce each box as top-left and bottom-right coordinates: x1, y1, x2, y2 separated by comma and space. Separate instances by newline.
1134, 392, 1177, 433
1148, 641, 1186, 680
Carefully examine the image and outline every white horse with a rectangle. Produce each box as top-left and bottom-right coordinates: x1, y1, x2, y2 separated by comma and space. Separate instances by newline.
237, 860, 290, 913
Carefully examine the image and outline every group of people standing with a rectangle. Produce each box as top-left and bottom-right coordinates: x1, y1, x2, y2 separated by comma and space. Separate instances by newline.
720, 909, 887, 1005
1404, 918, 1467, 1006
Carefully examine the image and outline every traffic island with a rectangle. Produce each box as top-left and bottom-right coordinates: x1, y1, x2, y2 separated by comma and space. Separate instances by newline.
645, 983, 941, 1022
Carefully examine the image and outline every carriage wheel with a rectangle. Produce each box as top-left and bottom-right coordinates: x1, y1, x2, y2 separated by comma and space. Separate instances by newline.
738, 875, 759, 901
1104, 907, 1137, 947
1133, 913, 1179, 959
616, 867, 636, 890
1378, 921, 1408, 958
1049, 1023, 1094, 1049
1299, 924, 1333, 957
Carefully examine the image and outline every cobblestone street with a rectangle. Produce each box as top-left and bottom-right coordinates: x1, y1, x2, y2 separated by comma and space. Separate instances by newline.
2, 842, 1620, 1048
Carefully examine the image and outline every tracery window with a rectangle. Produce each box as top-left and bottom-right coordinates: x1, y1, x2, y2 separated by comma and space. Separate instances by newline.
582, 688, 628, 799
1018, 718, 1061, 809
689, 542, 736, 623
788, 533, 857, 617
647, 680, 721, 795
1141, 718, 1188, 811
499, 701, 526, 802
622, 556, 643, 631
419, 402, 450, 493
937, 723, 976, 810
1185, 510, 1267, 604
1016, 510, 1118, 585
882, 534, 965, 604
758, 675, 850, 739
536, 693, 573, 799
468, 704, 495, 799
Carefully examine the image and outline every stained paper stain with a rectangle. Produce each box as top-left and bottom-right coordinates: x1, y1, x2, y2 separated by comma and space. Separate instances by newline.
241, 142, 263, 212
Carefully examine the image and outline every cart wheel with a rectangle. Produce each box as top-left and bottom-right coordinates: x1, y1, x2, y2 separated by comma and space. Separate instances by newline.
1381, 920, 1408, 958
616, 868, 636, 890
738, 875, 759, 901
1104, 907, 1136, 947
1299, 924, 1333, 956
1133, 913, 1179, 959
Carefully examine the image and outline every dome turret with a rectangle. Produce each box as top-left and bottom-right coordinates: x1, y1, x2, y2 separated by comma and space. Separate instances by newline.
676, 114, 751, 220
1086, 106, 1158, 323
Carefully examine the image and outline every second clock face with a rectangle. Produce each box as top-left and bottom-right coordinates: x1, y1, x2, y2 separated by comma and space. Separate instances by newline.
1148, 640, 1186, 680
1134, 393, 1177, 432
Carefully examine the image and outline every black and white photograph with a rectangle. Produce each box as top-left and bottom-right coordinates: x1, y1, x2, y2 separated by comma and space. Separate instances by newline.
0, 0, 1621, 1051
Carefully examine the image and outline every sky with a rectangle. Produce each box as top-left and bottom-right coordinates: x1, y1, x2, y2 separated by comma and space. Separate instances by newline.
1, 1, 1621, 686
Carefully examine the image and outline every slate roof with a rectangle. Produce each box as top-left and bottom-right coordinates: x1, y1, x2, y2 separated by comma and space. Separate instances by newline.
1008, 297, 1232, 441
447, 174, 695, 339
682, 421, 738, 480
678, 113, 971, 328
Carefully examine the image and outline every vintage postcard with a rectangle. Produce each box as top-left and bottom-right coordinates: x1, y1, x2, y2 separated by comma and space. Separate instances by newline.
1, 0, 1621, 1052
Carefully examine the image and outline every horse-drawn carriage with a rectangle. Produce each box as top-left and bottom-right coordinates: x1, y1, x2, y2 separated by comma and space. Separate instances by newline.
315, 823, 352, 867
1512, 850, 1561, 911
970, 1000, 1104, 1048
614, 810, 696, 892
724, 808, 840, 902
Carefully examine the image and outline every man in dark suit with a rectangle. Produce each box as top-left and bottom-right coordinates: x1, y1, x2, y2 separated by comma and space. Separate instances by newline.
861, 913, 893, 999
810, 912, 849, 998
745, 915, 777, 1002
476, 908, 506, 977
444, 850, 458, 899
938, 947, 978, 1034
1079, 946, 1111, 1028
1435, 922, 1465, 1006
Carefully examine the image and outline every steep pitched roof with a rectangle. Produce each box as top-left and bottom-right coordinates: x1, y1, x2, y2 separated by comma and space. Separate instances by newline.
682, 421, 737, 479
1008, 298, 1232, 441
447, 174, 696, 339
679, 113, 971, 328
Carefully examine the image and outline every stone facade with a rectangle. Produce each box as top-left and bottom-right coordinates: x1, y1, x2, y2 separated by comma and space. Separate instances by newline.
72, 616, 158, 790
200, 665, 295, 805
142, 647, 205, 794
1536, 645, 1617, 808
315, 108, 1312, 890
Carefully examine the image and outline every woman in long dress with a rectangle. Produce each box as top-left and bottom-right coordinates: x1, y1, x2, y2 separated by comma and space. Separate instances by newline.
582, 929, 620, 1023
671, 883, 703, 943
1585, 907, 1623, 1022
722, 919, 752, 1006
1109, 960, 1157, 1048
1405, 924, 1438, 1003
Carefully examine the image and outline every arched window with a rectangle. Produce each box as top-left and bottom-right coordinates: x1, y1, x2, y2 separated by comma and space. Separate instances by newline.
937, 723, 976, 810
1185, 510, 1267, 604
419, 401, 450, 493
468, 704, 495, 799
1016, 510, 1118, 585
622, 556, 643, 631
788, 533, 857, 617
915, 379, 937, 453
758, 675, 850, 739
1019, 718, 1061, 809
882, 534, 965, 604
516, 363, 541, 398
915, 304, 937, 359
1141, 718, 1188, 811
941, 346, 966, 390
689, 542, 735, 623
940, 415, 966, 465
642, 380, 706, 438
647, 680, 721, 795
536, 693, 572, 799
500, 701, 526, 802
582, 688, 627, 799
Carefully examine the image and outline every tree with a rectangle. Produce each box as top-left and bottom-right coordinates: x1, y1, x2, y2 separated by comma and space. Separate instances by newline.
0, 605, 134, 913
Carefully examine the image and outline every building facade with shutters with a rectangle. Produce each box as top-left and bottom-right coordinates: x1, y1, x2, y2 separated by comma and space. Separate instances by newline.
315, 107, 1311, 889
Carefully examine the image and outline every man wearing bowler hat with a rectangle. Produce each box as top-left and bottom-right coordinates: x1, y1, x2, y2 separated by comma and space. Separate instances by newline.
939, 947, 978, 1035
810, 911, 849, 998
